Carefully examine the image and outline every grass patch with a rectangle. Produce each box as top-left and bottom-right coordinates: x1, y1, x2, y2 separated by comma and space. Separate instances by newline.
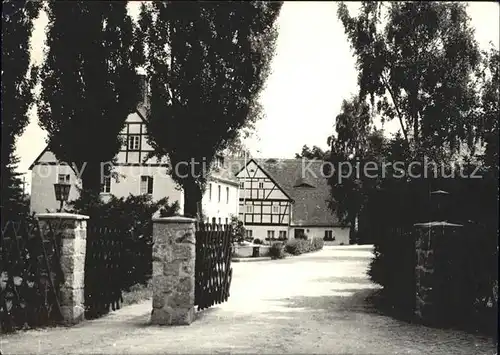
121, 279, 153, 306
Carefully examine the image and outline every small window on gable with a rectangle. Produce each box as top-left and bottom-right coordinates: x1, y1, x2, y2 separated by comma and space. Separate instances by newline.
258, 182, 264, 189
128, 135, 140, 151
272, 205, 279, 214
240, 181, 244, 188
58, 174, 70, 184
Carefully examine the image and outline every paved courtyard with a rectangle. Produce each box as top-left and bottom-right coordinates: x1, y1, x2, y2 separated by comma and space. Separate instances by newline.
1, 246, 496, 354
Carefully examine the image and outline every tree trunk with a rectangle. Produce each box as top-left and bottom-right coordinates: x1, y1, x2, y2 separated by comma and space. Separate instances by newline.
183, 179, 202, 219
79, 161, 103, 194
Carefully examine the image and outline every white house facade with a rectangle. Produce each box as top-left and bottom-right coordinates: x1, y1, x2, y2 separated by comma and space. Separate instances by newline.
29, 102, 238, 220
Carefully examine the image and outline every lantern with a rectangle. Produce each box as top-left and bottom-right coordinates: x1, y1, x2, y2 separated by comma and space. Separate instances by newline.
54, 182, 71, 212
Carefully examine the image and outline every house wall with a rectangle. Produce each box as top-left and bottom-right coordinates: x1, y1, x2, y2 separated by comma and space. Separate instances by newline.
103, 165, 184, 214
201, 180, 239, 224
290, 226, 350, 245
30, 163, 81, 213
243, 225, 290, 241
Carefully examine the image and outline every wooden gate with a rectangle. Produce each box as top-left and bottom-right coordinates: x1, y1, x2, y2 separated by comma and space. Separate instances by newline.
84, 222, 126, 319
0, 218, 63, 333
194, 223, 233, 311
84, 220, 153, 319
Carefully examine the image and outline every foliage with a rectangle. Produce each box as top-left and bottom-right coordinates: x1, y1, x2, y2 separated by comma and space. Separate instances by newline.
476, 46, 499, 170
138, 1, 282, 216
294, 145, 330, 160
38, 1, 141, 194
67, 192, 178, 287
284, 239, 310, 255
1, 0, 40, 225
311, 237, 325, 251
268, 242, 286, 259
67, 191, 179, 231
229, 215, 246, 243
253, 238, 262, 245
337, 1, 482, 154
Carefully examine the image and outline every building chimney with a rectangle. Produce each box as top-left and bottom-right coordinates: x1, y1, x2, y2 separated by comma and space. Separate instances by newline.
138, 73, 149, 109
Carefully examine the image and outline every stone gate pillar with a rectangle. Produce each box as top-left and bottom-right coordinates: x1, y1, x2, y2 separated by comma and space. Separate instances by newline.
36, 212, 89, 325
413, 221, 463, 325
150, 216, 196, 325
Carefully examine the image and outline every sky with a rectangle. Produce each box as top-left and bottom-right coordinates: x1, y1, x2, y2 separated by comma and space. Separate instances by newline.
15, 1, 500, 185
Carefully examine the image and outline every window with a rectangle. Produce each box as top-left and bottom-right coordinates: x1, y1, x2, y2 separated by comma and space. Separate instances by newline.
226, 187, 229, 204
258, 182, 264, 189
324, 230, 335, 241
272, 205, 279, 214
58, 174, 70, 183
267, 230, 275, 239
209, 183, 212, 201
218, 185, 221, 202
140, 176, 153, 194
279, 231, 287, 240
246, 205, 253, 213
246, 230, 253, 238
128, 135, 140, 150
294, 228, 306, 239
240, 181, 244, 188
100, 176, 111, 193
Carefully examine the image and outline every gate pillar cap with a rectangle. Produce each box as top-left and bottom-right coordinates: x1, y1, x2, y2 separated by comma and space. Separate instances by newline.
152, 216, 196, 224
36, 212, 89, 220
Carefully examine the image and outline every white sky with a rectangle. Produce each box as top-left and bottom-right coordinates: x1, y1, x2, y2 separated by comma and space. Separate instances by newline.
15, 1, 500, 181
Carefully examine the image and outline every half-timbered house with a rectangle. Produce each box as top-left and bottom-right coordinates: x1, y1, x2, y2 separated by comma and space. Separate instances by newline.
227, 158, 350, 245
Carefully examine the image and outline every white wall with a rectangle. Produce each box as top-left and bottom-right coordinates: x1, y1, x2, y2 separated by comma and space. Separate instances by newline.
243, 225, 290, 241
202, 179, 239, 224
30, 163, 184, 215
289, 226, 350, 245
30, 164, 81, 213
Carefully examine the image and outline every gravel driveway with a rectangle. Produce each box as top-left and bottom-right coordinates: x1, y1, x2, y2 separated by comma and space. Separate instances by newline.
1, 245, 496, 354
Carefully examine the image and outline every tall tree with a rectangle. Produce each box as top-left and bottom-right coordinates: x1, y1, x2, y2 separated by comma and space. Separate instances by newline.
477, 46, 499, 170
140, 1, 282, 217
337, 1, 481, 154
294, 145, 329, 160
1, 0, 41, 221
38, 1, 141, 193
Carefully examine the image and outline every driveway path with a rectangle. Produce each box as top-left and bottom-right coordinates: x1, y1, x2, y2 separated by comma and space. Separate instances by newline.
1, 246, 496, 354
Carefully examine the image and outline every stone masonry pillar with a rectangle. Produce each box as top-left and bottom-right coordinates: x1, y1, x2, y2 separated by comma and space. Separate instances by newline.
36, 212, 89, 325
150, 216, 196, 325
413, 221, 463, 325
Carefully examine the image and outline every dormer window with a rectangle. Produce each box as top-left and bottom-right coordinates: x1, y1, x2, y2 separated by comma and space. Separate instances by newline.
128, 135, 140, 151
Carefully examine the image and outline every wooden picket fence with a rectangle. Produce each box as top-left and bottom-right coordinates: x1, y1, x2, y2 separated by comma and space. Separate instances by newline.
194, 223, 233, 311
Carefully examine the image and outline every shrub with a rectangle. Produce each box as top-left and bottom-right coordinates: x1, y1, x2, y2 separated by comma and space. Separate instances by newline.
269, 242, 286, 259
311, 237, 324, 251
67, 191, 179, 287
253, 238, 262, 245
285, 239, 311, 255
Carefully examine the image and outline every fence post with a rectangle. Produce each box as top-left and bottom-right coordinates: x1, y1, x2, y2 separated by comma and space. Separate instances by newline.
413, 221, 463, 325
150, 216, 196, 325
36, 212, 89, 325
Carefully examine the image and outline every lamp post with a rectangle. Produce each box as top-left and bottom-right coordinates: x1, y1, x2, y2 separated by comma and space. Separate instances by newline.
54, 182, 71, 212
